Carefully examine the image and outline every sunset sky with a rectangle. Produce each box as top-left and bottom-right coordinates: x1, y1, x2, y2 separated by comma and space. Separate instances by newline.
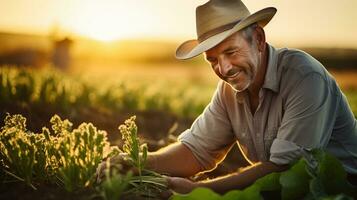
0, 0, 356, 48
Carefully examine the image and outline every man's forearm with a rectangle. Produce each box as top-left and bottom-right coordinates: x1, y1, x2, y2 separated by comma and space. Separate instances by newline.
197, 161, 288, 194
146, 142, 202, 177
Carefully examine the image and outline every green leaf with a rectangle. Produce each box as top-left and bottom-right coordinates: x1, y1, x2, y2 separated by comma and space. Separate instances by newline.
312, 150, 357, 197
222, 189, 260, 200
141, 144, 148, 169
170, 187, 220, 200
171, 185, 262, 200
221, 190, 243, 200
254, 172, 281, 191
280, 159, 310, 200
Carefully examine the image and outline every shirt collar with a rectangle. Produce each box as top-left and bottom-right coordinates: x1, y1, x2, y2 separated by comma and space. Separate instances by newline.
262, 44, 280, 93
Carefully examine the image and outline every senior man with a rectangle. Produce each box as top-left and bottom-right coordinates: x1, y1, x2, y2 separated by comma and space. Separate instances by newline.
98, 0, 357, 194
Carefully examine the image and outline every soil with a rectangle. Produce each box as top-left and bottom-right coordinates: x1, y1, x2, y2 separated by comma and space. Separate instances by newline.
0, 182, 98, 200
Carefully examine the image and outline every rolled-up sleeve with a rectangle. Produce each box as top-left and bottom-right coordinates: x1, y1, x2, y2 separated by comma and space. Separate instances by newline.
270, 73, 338, 164
178, 81, 235, 170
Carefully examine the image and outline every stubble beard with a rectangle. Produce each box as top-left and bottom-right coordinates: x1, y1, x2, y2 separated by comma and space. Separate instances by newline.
232, 52, 261, 93
227, 67, 253, 93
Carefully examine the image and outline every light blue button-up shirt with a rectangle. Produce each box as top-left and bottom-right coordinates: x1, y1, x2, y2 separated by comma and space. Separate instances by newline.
178, 44, 357, 174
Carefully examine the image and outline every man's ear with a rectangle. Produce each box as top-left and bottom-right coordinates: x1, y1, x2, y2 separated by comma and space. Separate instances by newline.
254, 26, 266, 52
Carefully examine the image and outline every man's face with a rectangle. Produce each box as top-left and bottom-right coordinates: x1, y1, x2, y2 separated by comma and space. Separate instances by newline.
205, 31, 260, 92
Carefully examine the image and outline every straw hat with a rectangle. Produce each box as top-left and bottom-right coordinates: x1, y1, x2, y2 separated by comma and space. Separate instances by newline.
175, 0, 277, 60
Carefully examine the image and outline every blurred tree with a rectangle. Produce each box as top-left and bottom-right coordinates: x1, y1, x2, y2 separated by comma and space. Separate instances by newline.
52, 37, 73, 70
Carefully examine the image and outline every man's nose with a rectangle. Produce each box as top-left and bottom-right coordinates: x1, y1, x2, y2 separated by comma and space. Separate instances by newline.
217, 58, 233, 77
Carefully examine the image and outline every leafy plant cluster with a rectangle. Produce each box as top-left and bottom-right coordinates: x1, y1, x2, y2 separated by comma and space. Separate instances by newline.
0, 113, 114, 192
0, 113, 168, 199
171, 150, 357, 200
0, 66, 211, 118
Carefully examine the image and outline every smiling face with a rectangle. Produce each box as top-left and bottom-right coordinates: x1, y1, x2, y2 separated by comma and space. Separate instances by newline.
205, 26, 264, 92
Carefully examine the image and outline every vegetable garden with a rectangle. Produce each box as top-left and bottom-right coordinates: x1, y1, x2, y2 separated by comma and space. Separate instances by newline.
1, 66, 357, 199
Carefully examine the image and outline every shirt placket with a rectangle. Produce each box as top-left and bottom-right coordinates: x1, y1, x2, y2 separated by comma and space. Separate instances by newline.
238, 92, 257, 162
252, 89, 266, 161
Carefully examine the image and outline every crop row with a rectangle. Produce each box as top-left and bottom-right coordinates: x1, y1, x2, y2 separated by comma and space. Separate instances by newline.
1, 66, 357, 119
0, 66, 213, 119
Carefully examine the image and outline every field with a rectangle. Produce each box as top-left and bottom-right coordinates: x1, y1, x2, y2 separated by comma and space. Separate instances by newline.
1, 64, 357, 200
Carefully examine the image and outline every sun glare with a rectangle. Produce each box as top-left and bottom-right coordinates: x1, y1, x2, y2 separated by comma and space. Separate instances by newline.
69, 1, 129, 42
84, 26, 120, 42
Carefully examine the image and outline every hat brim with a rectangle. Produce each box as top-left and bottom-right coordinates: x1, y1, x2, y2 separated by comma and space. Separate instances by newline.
176, 7, 277, 60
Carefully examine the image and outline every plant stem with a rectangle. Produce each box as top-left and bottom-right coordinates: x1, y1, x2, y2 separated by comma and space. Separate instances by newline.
3, 169, 37, 190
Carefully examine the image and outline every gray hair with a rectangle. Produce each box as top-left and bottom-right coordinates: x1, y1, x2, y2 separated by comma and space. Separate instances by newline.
240, 23, 258, 44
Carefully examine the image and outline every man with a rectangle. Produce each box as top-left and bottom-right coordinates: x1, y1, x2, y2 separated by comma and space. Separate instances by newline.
98, 0, 357, 195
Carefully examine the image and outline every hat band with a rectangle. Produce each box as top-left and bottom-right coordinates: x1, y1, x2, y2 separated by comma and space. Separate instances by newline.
198, 19, 241, 43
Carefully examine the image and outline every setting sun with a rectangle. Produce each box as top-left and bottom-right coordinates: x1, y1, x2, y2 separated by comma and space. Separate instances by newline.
66, 1, 174, 41
76, 14, 122, 42
69, 1, 128, 41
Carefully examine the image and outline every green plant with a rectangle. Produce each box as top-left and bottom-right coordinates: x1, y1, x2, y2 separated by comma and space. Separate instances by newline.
171, 150, 357, 200
119, 116, 147, 179
0, 114, 36, 189
0, 113, 114, 192
97, 160, 132, 200
118, 116, 168, 198
50, 115, 112, 192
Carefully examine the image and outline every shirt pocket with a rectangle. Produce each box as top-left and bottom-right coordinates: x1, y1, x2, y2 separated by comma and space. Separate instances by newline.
264, 127, 278, 158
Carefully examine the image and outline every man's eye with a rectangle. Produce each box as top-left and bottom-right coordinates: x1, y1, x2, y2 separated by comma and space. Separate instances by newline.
207, 59, 217, 64
226, 51, 236, 56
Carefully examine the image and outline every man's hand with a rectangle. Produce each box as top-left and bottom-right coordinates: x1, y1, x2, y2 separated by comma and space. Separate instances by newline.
95, 153, 134, 183
166, 176, 199, 194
